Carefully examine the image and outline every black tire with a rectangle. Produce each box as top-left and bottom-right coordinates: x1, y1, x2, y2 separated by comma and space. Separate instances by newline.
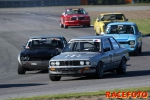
64, 24, 68, 29
95, 31, 99, 36
60, 22, 64, 28
96, 62, 104, 78
18, 63, 26, 74
49, 74, 61, 81
133, 47, 139, 56
87, 24, 91, 27
139, 46, 142, 54
116, 58, 126, 74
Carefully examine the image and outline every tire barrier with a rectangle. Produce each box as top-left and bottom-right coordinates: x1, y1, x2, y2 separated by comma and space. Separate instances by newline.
0, 0, 80, 8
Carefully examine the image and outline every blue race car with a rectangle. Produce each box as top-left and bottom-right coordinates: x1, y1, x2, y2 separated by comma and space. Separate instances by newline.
103, 22, 142, 56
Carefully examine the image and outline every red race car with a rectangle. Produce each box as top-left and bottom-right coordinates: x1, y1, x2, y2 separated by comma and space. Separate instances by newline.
60, 8, 91, 29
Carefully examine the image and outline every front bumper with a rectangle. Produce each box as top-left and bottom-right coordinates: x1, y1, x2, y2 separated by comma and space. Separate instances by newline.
49, 67, 96, 76
21, 61, 49, 70
64, 20, 90, 26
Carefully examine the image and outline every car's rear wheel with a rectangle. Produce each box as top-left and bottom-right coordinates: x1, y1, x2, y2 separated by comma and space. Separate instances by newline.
60, 22, 64, 28
116, 58, 126, 74
64, 24, 68, 29
96, 62, 103, 78
18, 63, 26, 74
49, 74, 61, 81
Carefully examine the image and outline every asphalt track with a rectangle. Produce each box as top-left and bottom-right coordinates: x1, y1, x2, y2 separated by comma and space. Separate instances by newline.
0, 6, 150, 99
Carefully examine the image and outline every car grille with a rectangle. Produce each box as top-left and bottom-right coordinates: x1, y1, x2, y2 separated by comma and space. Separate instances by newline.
71, 17, 76, 20
71, 17, 85, 20
78, 17, 85, 20
59, 61, 80, 66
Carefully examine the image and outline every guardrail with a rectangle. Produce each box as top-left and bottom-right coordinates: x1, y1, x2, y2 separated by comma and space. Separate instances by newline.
0, 0, 80, 8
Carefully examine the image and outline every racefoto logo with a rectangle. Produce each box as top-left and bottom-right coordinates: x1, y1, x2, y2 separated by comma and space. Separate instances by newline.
106, 91, 149, 99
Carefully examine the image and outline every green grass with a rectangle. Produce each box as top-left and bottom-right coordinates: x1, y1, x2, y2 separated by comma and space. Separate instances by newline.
91, 18, 150, 35
6, 86, 150, 100
130, 19, 150, 35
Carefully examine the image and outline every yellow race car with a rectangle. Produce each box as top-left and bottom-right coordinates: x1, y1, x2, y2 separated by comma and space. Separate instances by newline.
94, 13, 128, 35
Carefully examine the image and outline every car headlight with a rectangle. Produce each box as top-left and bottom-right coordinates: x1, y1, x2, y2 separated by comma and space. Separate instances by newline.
24, 56, 30, 61
20, 56, 30, 61
129, 40, 135, 45
85, 61, 90, 65
80, 61, 84, 65
20, 57, 25, 61
51, 62, 55, 66
55, 61, 60, 66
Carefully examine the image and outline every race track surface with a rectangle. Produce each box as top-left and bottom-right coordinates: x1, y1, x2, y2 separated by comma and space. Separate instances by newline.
0, 6, 150, 99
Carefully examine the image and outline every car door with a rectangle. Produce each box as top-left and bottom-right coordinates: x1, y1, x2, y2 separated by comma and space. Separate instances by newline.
102, 38, 114, 70
109, 37, 122, 68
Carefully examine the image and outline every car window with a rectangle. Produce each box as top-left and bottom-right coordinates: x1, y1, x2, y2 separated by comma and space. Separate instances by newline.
26, 38, 63, 49
62, 38, 67, 46
103, 38, 112, 52
134, 25, 139, 33
106, 25, 134, 34
66, 9, 86, 15
62, 39, 101, 52
102, 14, 124, 21
109, 38, 120, 50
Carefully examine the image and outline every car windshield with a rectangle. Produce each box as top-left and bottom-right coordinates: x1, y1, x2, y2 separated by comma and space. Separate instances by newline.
62, 39, 101, 52
66, 9, 86, 14
26, 38, 63, 49
101, 14, 124, 21
106, 25, 134, 34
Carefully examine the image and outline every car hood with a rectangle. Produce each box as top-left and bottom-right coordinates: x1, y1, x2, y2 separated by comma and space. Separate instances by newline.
51, 52, 99, 61
104, 34, 136, 41
20, 48, 61, 57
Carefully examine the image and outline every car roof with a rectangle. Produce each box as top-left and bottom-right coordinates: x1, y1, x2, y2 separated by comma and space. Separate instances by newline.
107, 22, 136, 26
100, 13, 123, 16
65, 8, 83, 10
29, 35, 64, 39
72, 35, 112, 39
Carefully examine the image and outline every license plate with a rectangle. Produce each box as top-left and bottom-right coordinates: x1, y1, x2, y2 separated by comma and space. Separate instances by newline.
31, 63, 37, 65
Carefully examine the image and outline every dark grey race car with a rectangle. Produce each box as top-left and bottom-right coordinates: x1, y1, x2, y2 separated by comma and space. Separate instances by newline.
49, 36, 130, 81
18, 35, 67, 74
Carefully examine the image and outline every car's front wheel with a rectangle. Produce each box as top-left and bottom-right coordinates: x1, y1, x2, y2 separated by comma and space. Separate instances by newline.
60, 22, 64, 28
18, 63, 26, 74
133, 47, 139, 56
64, 24, 68, 29
95, 31, 99, 36
96, 62, 104, 78
139, 46, 142, 54
116, 58, 126, 74
49, 74, 61, 81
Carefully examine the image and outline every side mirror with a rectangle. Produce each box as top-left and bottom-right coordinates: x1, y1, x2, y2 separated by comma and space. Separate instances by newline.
104, 47, 110, 52
97, 19, 100, 22
62, 12, 65, 15
126, 19, 128, 21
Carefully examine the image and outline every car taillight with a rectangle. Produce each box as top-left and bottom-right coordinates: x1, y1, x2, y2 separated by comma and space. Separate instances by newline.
65, 17, 70, 21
